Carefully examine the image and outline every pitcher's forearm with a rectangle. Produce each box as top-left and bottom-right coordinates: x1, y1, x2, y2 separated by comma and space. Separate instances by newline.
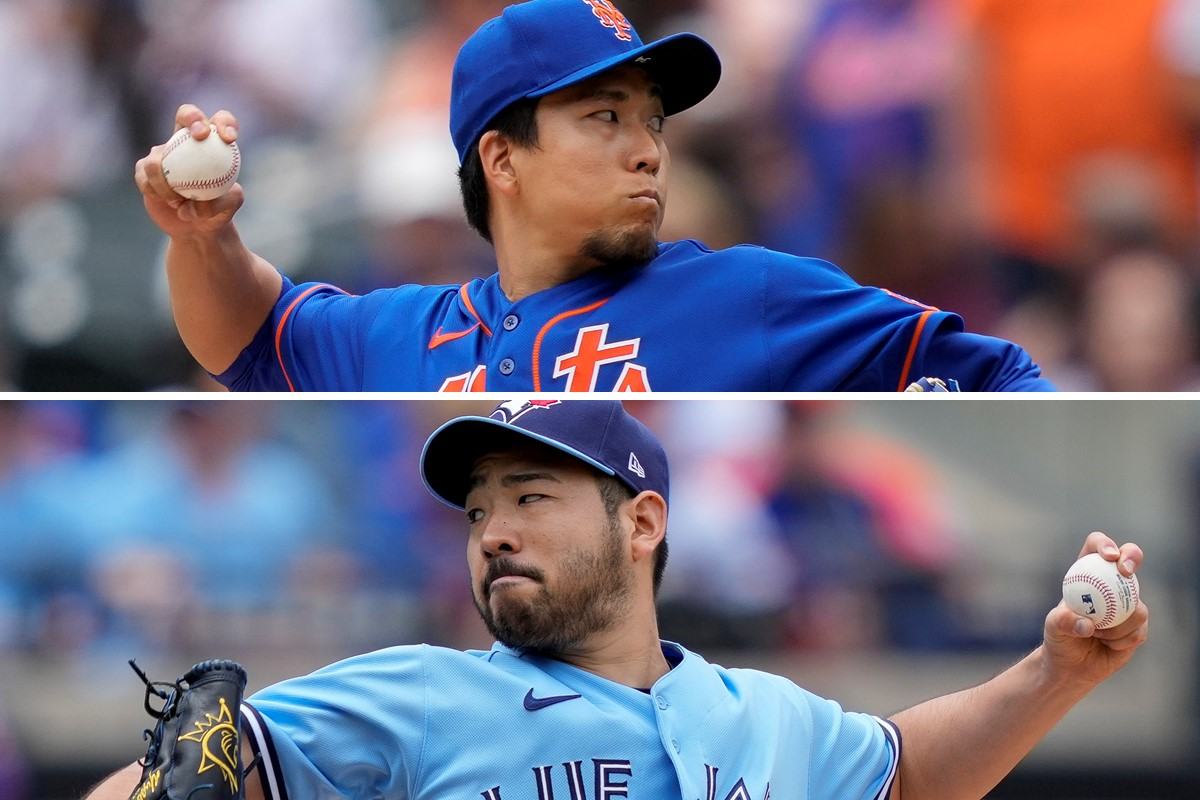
166, 224, 283, 375
890, 647, 1091, 800
84, 740, 264, 800
83, 762, 141, 799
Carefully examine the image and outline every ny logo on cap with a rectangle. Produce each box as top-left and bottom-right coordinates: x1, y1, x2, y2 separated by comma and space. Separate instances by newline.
582, 0, 633, 42
492, 399, 562, 423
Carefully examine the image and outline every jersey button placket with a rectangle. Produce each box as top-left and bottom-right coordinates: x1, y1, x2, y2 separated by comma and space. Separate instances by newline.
490, 303, 526, 385
654, 692, 680, 760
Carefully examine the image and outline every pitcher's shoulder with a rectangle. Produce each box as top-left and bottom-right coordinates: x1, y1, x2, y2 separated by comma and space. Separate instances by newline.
654, 240, 840, 273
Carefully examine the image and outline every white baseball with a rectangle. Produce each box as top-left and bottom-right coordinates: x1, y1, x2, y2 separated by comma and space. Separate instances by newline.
161, 124, 241, 201
1062, 553, 1139, 629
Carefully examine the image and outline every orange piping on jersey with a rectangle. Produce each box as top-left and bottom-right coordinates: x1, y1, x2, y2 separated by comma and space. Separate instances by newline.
275, 284, 345, 392
459, 284, 493, 336
530, 298, 610, 391
428, 323, 482, 350
896, 309, 935, 392
882, 288, 935, 310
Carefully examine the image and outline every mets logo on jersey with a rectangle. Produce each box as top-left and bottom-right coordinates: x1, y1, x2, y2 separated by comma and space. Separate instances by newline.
438, 324, 652, 392
554, 324, 649, 391
582, 0, 634, 42
492, 399, 562, 423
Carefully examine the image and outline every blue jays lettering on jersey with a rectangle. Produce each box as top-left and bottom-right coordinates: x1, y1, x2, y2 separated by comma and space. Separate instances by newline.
214, 240, 1053, 391
239, 641, 900, 800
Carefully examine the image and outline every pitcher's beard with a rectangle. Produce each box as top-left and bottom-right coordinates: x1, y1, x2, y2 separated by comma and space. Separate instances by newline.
580, 224, 658, 270
475, 521, 632, 655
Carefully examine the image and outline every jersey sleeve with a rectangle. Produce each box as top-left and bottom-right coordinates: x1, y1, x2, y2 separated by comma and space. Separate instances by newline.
214, 277, 415, 392
760, 249, 1052, 391
759, 249, 957, 390
792, 687, 902, 800
212, 277, 296, 392
921, 321, 1055, 391
240, 646, 428, 800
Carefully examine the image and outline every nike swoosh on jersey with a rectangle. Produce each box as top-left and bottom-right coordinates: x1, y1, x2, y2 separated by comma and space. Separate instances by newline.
523, 689, 582, 711
428, 322, 482, 350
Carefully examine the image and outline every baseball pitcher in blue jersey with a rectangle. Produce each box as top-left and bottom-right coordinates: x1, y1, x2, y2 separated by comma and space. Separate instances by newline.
133, 0, 1054, 391
89, 400, 1146, 800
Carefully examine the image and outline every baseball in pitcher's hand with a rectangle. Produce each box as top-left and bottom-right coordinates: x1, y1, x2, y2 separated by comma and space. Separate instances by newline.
134, 105, 244, 239
1040, 531, 1148, 690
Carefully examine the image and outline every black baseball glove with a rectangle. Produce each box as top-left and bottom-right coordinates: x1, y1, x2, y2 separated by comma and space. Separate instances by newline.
127, 659, 250, 800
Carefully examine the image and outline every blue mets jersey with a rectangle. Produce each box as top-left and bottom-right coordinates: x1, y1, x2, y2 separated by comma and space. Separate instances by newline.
215, 239, 1052, 391
240, 641, 900, 800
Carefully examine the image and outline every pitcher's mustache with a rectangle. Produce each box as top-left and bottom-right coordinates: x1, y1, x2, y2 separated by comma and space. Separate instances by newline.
484, 559, 544, 596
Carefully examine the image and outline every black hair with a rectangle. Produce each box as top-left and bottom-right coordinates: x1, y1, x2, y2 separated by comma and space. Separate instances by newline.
457, 98, 541, 243
596, 473, 668, 595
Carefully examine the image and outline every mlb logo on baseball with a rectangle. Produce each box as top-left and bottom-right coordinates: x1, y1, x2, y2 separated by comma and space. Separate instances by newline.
1080, 594, 1096, 615
1062, 553, 1140, 629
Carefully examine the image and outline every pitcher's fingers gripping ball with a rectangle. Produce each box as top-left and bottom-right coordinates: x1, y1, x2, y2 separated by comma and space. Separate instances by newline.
1062, 553, 1140, 629
161, 124, 241, 201
128, 659, 250, 800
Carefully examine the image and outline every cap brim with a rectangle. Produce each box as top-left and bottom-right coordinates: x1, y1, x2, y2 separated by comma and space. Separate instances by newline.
420, 416, 616, 510
528, 32, 721, 117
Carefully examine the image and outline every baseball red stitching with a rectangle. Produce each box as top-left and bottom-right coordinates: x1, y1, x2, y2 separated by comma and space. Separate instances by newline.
163, 129, 240, 191
162, 128, 190, 160
1064, 573, 1117, 627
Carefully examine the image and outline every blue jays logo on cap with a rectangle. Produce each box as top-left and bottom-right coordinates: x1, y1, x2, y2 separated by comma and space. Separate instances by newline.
450, 0, 721, 163
491, 399, 563, 423
421, 400, 669, 511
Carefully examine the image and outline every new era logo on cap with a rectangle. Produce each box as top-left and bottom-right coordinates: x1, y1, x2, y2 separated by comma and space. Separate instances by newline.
628, 451, 645, 478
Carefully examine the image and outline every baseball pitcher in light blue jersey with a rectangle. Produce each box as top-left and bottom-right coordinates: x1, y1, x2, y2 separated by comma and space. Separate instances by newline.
89, 400, 1148, 800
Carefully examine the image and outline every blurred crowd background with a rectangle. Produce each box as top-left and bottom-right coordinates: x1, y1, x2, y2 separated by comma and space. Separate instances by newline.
0, 398, 1196, 797
1, 0, 1200, 389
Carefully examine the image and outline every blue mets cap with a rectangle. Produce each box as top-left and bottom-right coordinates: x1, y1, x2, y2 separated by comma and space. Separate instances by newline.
450, 0, 722, 163
421, 399, 669, 510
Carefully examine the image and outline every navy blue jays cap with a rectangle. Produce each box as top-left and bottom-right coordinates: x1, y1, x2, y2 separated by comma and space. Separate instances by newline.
450, 0, 722, 163
421, 399, 669, 509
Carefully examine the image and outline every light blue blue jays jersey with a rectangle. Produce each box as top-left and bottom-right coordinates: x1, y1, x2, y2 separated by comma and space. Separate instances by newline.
214, 239, 1051, 392
240, 641, 900, 800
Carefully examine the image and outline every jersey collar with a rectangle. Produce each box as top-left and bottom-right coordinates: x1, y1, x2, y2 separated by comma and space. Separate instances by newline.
471, 254, 663, 323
